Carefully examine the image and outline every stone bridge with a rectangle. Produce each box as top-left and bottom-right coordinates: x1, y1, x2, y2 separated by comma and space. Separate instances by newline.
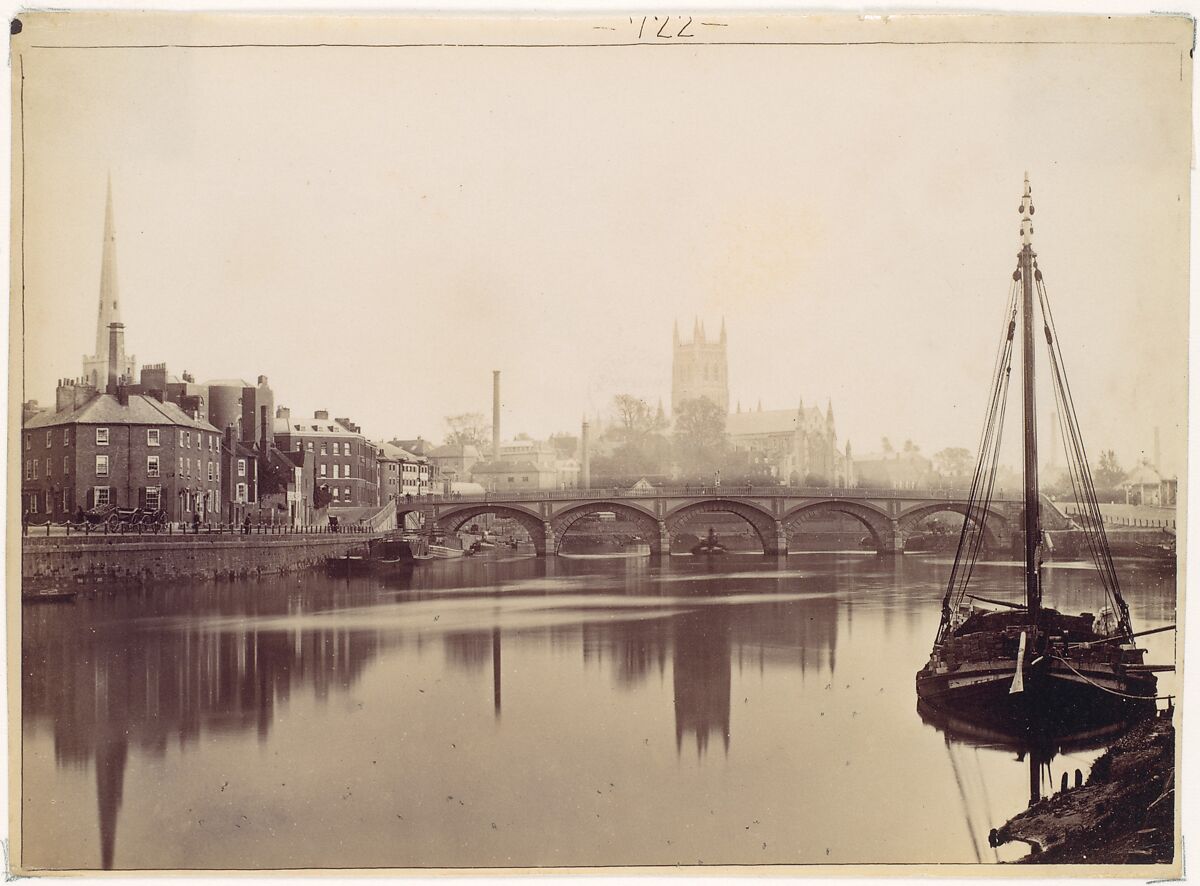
401, 486, 1064, 557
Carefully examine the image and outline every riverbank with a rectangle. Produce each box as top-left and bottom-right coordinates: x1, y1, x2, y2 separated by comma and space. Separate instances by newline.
22, 531, 379, 586
991, 713, 1175, 864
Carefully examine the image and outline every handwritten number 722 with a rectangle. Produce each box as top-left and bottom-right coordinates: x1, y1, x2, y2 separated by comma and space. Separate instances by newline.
636, 16, 694, 39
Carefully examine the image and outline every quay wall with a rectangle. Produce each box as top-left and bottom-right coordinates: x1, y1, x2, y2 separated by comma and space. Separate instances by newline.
21, 532, 378, 585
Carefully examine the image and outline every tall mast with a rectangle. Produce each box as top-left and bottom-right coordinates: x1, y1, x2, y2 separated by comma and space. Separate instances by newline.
1018, 176, 1041, 617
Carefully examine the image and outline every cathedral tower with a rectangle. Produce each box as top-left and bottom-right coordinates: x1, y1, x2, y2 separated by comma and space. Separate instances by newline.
671, 317, 729, 414
83, 178, 137, 389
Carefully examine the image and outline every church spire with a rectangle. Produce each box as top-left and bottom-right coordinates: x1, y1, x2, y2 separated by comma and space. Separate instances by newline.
83, 176, 136, 389
95, 175, 121, 357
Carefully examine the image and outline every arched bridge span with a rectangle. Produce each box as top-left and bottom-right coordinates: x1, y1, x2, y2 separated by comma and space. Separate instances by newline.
420, 487, 1027, 557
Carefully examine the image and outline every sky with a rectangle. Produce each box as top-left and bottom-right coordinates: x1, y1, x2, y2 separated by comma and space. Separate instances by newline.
13, 13, 1192, 476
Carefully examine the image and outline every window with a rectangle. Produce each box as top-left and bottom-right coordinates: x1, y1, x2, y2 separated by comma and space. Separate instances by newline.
24, 460, 31, 480
147, 455, 160, 477
63, 456, 69, 473
209, 435, 214, 451
147, 429, 160, 446
45, 430, 52, 448
184, 431, 191, 448
62, 489, 69, 511
145, 487, 161, 510
319, 464, 327, 478
45, 458, 51, 478
24, 434, 31, 451
343, 487, 351, 498
320, 442, 327, 455
94, 486, 111, 506
236, 483, 247, 503
29, 494, 38, 514
306, 441, 314, 452
238, 458, 246, 477
344, 464, 351, 479
178, 430, 184, 445
31, 460, 39, 480
208, 462, 214, 482
332, 487, 340, 499
178, 456, 184, 473
95, 455, 109, 477
96, 428, 109, 446
63, 428, 71, 445
332, 464, 340, 479
215, 461, 220, 483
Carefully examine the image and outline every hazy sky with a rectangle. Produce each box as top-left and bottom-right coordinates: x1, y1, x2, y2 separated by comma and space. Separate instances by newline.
15, 14, 1192, 474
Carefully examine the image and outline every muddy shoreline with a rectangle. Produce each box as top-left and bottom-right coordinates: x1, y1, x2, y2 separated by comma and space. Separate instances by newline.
991, 713, 1175, 864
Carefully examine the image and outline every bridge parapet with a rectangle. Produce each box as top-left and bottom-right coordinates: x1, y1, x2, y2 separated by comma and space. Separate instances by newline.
422, 485, 1018, 505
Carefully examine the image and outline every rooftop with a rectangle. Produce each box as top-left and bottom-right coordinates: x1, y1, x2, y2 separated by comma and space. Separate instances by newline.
25, 392, 219, 432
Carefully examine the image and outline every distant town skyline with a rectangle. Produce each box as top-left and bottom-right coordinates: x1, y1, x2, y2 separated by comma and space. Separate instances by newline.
17, 15, 1189, 478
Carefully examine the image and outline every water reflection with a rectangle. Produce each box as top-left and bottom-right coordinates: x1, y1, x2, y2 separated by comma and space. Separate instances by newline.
21, 553, 1174, 870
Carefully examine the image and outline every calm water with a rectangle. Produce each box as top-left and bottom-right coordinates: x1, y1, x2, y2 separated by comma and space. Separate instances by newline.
21, 551, 1177, 870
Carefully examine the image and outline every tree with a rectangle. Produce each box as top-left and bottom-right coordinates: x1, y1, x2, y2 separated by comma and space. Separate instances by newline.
601, 394, 670, 479
933, 447, 973, 481
1094, 449, 1125, 499
313, 484, 333, 510
673, 396, 728, 477
611, 394, 666, 438
444, 412, 489, 449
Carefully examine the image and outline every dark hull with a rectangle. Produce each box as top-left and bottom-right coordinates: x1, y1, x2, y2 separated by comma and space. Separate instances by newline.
917, 659, 1156, 738
325, 556, 372, 576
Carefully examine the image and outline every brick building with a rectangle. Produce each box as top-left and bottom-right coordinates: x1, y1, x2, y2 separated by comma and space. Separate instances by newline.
273, 407, 379, 510
22, 389, 223, 523
375, 441, 432, 502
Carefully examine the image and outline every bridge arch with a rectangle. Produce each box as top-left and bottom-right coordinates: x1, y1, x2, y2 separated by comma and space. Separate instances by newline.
433, 504, 548, 555
665, 498, 780, 555
896, 502, 1007, 550
551, 501, 662, 556
783, 500, 894, 552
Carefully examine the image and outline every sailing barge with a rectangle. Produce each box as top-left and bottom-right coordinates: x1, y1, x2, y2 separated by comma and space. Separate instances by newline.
915, 179, 1170, 733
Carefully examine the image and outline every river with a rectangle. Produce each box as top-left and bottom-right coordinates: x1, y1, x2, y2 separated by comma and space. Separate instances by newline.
20, 550, 1177, 870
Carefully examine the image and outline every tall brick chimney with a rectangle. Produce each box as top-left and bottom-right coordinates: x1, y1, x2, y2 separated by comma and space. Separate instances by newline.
581, 416, 590, 489
260, 405, 269, 454
492, 370, 501, 461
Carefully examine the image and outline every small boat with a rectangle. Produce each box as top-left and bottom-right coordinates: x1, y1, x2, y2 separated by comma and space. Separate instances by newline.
691, 528, 727, 556
23, 588, 78, 604
325, 553, 372, 576
916, 179, 1168, 744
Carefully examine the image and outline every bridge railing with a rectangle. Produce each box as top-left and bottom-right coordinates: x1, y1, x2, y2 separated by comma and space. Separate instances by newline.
419, 485, 1021, 504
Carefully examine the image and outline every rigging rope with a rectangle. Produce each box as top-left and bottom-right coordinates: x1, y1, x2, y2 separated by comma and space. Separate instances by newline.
936, 259, 1137, 645
1049, 655, 1172, 701
1035, 270, 1131, 635
939, 274, 1020, 642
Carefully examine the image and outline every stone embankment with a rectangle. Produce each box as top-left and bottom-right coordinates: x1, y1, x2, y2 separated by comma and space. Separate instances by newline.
991, 713, 1175, 864
22, 529, 378, 587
